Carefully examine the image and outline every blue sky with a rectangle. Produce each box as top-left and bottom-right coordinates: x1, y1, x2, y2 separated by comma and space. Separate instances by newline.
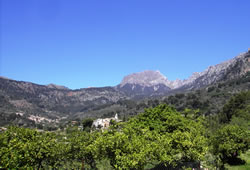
1, 0, 250, 89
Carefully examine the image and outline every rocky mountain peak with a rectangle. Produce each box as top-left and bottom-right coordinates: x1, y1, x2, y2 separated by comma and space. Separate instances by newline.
120, 70, 170, 87
47, 84, 69, 90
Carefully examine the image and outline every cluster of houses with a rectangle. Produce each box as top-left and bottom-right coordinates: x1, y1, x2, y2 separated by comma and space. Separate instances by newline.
1, 113, 121, 132
92, 113, 120, 129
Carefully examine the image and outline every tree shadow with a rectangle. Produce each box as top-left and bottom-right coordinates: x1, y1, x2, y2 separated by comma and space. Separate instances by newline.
227, 157, 246, 165
150, 161, 200, 170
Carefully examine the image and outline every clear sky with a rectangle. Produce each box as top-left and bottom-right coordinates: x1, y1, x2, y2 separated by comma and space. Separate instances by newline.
1, 0, 250, 89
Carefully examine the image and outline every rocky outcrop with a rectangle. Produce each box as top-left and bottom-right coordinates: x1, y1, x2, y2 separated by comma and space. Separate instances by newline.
120, 70, 171, 87
178, 51, 250, 90
47, 84, 69, 90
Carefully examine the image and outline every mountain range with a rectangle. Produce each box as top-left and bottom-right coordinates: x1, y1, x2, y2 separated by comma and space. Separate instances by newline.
0, 49, 249, 127
117, 50, 250, 96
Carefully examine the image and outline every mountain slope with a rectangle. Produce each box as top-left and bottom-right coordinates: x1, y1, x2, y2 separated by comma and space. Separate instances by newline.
177, 50, 250, 91
0, 78, 127, 126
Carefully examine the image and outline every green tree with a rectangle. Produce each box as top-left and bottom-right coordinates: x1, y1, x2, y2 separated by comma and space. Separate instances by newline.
210, 124, 250, 168
82, 118, 94, 132
94, 105, 207, 169
220, 91, 250, 123
66, 130, 101, 169
0, 126, 66, 169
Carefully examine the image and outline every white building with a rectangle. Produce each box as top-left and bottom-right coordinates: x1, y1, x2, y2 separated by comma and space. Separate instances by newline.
92, 113, 120, 129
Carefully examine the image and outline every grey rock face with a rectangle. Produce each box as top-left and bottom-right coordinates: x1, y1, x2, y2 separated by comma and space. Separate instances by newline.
117, 70, 172, 97
176, 51, 250, 90
47, 84, 69, 90
120, 70, 171, 87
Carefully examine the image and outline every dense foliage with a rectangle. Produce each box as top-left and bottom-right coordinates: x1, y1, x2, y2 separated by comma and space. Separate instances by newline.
0, 91, 249, 169
210, 124, 249, 167
0, 126, 65, 169
91, 105, 207, 169
207, 91, 250, 168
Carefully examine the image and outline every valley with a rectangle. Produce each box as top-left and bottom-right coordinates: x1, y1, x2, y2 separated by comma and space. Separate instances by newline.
0, 50, 249, 128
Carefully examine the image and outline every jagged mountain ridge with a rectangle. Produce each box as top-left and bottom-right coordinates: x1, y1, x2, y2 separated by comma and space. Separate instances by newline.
118, 70, 203, 89
118, 50, 250, 94
177, 51, 250, 91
